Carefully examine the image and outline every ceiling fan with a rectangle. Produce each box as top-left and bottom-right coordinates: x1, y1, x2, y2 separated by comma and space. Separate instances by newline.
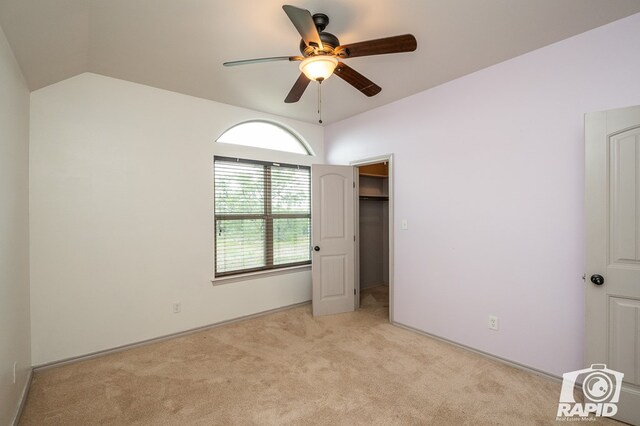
223, 5, 417, 104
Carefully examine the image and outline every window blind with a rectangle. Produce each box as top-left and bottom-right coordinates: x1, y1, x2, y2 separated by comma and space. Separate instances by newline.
214, 156, 311, 277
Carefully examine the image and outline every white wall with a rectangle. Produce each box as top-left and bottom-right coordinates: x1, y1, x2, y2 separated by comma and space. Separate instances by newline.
30, 73, 323, 365
325, 13, 640, 377
0, 24, 31, 425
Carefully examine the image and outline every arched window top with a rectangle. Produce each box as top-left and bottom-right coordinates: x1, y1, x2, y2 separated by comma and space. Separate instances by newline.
216, 120, 312, 155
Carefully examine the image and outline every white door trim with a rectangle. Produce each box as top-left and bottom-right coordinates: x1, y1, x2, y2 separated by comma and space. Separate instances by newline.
350, 154, 394, 322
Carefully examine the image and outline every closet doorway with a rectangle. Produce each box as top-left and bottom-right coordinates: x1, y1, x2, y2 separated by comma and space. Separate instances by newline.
353, 155, 394, 322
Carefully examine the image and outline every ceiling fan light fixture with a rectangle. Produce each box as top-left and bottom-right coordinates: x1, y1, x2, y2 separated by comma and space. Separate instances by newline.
299, 56, 338, 81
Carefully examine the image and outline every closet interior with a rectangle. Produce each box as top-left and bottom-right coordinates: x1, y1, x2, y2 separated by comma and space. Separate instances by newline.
358, 162, 389, 309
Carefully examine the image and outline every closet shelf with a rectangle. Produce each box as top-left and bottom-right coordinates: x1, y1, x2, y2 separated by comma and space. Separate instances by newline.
359, 195, 389, 201
359, 173, 388, 178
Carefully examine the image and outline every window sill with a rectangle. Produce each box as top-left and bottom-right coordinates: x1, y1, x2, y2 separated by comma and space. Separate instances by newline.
211, 264, 311, 286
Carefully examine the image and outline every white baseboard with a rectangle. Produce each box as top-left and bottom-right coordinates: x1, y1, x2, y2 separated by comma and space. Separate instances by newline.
12, 368, 33, 426
34, 300, 311, 371
391, 320, 562, 383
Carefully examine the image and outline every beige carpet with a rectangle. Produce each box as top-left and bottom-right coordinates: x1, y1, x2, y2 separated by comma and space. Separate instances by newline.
20, 286, 617, 425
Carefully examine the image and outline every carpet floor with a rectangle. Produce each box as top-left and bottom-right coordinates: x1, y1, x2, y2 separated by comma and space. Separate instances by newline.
19, 286, 617, 425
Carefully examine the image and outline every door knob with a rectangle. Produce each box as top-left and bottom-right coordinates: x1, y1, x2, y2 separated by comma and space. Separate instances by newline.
314, 246, 320, 251
590, 274, 604, 285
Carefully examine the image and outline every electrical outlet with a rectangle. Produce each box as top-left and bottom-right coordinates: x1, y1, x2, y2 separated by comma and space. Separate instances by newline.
172, 302, 181, 314
401, 219, 408, 230
13, 362, 16, 384
488, 315, 499, 331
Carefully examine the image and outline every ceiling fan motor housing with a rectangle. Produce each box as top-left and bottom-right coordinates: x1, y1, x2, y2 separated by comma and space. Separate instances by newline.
299, 13, 340, 56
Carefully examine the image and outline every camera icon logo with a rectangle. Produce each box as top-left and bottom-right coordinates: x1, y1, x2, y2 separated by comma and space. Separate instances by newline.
583, 370, 614, 402
557, 364, 624, 418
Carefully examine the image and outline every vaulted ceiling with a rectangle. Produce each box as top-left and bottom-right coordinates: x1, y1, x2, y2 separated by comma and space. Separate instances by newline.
1, 0, 639, 124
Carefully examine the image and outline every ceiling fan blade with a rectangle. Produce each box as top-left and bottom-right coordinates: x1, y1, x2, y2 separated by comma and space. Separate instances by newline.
284, 73, 311, 103
335, 34, 417, 58
334, 62, 381, 97
282, 5, 323, 49
223, 56, 303, 67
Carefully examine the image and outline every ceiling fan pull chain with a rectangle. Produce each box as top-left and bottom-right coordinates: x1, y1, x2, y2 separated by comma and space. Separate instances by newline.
318, 81, 323, 124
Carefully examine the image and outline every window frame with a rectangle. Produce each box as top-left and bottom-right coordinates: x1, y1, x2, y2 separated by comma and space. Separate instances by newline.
213, 156, 311, 278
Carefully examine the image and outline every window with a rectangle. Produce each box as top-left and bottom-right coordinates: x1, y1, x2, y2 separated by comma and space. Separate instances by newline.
216, 120, 312, 155
214, 156, 311, 277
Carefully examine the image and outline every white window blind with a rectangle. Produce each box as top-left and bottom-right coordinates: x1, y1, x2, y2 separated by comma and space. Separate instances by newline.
214, 156, 311, 277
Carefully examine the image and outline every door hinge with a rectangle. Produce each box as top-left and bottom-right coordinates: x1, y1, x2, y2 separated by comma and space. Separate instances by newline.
354, 289, 356, 295
354, 235, 356, 241
353, 182, 355, 188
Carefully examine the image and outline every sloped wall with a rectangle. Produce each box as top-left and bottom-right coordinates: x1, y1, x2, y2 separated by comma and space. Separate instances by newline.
29, 73, 323, 365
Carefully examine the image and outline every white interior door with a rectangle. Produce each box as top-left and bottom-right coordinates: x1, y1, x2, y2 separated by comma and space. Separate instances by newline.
311, 164, 355, 316
586, 106, 640, 424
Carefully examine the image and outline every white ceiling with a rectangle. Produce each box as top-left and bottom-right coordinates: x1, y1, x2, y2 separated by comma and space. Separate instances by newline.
1, 0, 639, 124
